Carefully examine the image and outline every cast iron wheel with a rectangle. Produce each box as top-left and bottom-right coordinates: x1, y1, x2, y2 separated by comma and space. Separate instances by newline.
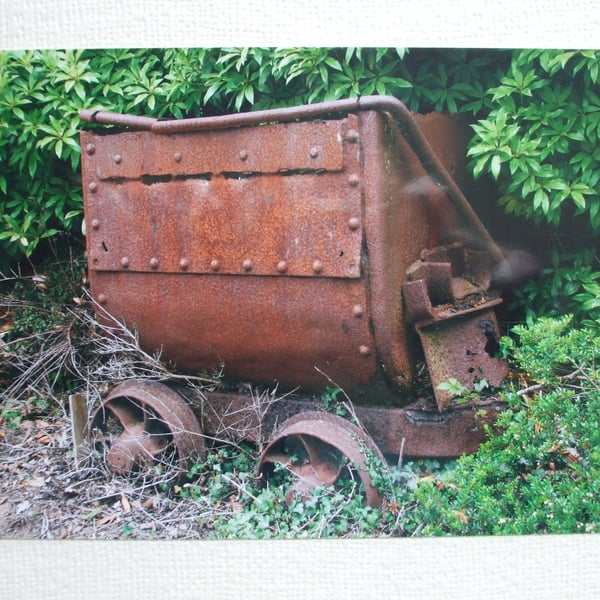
257, 411, 385, 508
89, 380, 205, 483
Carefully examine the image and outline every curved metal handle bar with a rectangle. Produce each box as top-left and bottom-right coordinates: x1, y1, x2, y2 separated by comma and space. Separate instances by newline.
80, 96, 507, 274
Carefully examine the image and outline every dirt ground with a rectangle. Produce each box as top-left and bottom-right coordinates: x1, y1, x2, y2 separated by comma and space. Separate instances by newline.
0, 410, 210, 540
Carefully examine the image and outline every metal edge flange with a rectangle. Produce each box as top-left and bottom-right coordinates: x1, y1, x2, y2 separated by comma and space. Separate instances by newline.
89, 379, 205, 482
257, 411, 385, 508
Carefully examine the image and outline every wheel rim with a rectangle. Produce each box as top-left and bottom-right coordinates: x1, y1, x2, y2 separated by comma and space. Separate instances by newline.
258, 412, 385, 508
89, 380, 205, 482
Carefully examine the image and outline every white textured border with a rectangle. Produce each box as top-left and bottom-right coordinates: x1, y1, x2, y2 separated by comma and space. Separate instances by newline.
2, 1, 600, 599
1, 0, 600, 49
2, 536, 600, 599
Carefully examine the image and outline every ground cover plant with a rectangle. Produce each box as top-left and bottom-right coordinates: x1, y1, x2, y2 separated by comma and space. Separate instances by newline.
1, 48, 599, 538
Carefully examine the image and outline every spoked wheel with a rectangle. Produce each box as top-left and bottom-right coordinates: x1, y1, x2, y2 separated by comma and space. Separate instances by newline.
257, 412, 385, 508
89, 380, 205, 483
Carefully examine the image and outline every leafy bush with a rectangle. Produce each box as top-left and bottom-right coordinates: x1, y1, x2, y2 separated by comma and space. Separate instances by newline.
466, 49, 600, 326
468, 49, 600, 230
404, 316, 600, 535
512, 249, 600, 330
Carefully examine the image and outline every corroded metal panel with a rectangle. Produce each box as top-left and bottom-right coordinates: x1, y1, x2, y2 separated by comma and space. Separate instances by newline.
82, 119, 345, 179
85, 174, 362, 278
90, 272, 378, 393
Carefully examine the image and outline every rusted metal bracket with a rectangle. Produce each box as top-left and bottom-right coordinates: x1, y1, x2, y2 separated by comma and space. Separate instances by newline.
403, 242, 509, 411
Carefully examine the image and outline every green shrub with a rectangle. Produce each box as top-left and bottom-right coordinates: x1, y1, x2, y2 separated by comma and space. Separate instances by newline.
512, 249, 600, 330
404, 316, 600, 535
468, 49, 600, 230
466, 49, 600, 326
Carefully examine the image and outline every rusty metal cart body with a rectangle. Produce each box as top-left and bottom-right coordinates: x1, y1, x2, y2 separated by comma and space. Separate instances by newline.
79, 96, 509, 506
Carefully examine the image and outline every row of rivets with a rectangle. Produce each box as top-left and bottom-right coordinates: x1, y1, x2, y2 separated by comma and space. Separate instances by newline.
91, 216, 359, 232
86, 146, 329, 165
84, 136, 349, 165
111, 257, 345, 274
103, 147, 326, 164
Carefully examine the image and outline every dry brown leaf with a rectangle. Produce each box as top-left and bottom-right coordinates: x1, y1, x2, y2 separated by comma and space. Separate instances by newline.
0, 312, 13, 334
34, 433, 52, 445
26, 478, 45, 488
120, 494, 131, 514
141, 497, 156, 510
561, 447, 582, 463
451, 510, 469, 524
96, 513, 118, 525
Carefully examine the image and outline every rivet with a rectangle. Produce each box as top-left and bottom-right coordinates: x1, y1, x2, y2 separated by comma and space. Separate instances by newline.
98, 293, 108, 305
88, 182, 98, 193
120, 257, 130, 269
86, 143, 96, 155
91, 219, 100, 231
239, 150, 248, 161
179, 258, 190, 271
348, 174, 360, 187
309, 147, 319, 158
353, 305, 365, 318
348, 217, 360, 231
242, 259, 253, 272
174, 152, 182, 163
113, 154, 122, 164
312, 260, 323, 274
210, 259, 221, 272
358, 345, 371, 357
346, 129, 359, 143
277, 260, 288, 273
149, 257, 159, 269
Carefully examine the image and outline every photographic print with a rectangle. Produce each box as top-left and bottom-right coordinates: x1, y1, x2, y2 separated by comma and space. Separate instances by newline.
1, 46, 599, 541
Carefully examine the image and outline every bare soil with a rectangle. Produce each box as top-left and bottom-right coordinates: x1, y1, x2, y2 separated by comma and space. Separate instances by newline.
0, 410, 209, 539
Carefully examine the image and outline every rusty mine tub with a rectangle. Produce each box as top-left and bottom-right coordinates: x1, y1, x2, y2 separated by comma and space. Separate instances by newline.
79, 96, 510, 506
